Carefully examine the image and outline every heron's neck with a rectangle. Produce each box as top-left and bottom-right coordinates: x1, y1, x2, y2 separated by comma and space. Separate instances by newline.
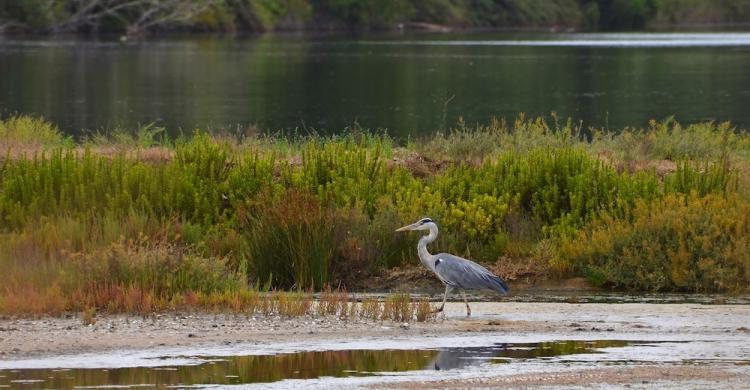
418, 225, 438, 270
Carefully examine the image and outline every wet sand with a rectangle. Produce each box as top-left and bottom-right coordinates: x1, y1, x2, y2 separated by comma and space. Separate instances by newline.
1, 302, 749, 388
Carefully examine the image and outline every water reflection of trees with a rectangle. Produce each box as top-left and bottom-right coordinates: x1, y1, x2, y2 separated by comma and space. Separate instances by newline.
0, 349, 438, 388
0, 341, 633, 387
3, 38, 749, 139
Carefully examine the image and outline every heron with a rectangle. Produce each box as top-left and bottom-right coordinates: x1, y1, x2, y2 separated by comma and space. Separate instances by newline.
396, 217, 509, 317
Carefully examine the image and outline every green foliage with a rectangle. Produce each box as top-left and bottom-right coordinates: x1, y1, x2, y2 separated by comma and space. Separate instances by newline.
230, 0, 313, 30
427, 147, 660, 246
664, 159, 736, 197
0, 135, 237, 228
652, 0, 750, 26
469, 0, 584, 27
586, 0, 660, 29
418, 115, 587, 163
84, 123, 169, 149
4, 0, 748, 34
0, 0, 58, 29
409, 0, 465, 25
2, 114, 749, 310
289, 137, 390, 216
593, 118, 750, 163
314, 0, 415, 28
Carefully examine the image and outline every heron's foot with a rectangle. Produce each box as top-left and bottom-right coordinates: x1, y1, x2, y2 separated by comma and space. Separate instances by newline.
466, 309, 471, 317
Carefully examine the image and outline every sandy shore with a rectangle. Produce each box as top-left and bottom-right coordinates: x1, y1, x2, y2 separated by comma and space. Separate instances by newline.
1, 302, 749, 388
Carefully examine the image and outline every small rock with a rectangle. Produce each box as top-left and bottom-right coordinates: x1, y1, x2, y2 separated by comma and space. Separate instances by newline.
399, 323, 410, 330
187, 333, 196, 338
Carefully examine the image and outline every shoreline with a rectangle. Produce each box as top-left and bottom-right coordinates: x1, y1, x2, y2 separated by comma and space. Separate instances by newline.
2, 301, 749, 388
3, 21, 750, 39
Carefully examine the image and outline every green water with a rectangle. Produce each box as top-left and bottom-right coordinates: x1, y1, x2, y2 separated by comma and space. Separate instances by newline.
0, 340, 633, 388
2, 32, 750, 137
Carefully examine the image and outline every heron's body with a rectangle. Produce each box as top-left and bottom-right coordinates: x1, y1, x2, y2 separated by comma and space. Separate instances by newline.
398, 217, 508, 316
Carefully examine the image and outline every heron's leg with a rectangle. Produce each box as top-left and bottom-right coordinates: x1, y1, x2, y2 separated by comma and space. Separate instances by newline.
461, 290, 471, 317
433, 285, 452, 313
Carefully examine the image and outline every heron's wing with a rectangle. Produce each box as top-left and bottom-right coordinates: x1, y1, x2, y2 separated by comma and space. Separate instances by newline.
433, 253, 509, 294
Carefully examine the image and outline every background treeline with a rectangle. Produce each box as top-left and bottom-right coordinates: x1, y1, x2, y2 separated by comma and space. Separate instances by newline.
1, 114, 749, 315
2, 0, 750, 36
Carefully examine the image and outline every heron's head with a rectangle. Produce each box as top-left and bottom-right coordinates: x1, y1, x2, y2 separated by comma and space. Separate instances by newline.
395, 217, 435, 232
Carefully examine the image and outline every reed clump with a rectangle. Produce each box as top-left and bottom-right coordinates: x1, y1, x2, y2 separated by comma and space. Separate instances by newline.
382, 293, 414, 322
414, 297, 433, 322
1, 114, 749, 317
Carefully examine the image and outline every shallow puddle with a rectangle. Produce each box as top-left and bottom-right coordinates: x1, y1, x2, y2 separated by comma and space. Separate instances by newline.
0, 340, 636, 388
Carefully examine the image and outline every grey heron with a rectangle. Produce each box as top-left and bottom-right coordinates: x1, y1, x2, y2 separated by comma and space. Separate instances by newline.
396, 217, 509, 316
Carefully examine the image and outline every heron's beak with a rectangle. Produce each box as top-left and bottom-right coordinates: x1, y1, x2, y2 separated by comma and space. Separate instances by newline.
395, 223, 417, 232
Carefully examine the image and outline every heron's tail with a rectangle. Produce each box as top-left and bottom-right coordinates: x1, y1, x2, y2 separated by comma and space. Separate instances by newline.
489, 275, 509, 295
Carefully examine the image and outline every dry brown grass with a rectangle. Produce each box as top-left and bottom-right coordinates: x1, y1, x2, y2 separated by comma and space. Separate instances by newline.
81, 307, 96, 325
492, 255, 550, 283
382, 293, 414, 322
415, 297, 435, 322
359, 296, 381, 320
0, 284, 67, 316
0, 144, 174, 163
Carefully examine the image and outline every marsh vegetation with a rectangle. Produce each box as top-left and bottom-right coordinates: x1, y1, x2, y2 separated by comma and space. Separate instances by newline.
1, 114, 749, 316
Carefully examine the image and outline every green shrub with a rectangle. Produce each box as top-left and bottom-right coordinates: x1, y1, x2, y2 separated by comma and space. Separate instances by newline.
417, 115, 587, 163
557, 193, 750, 292
592, 118, 750, 164
0, 115, 67, 146
664, 159, 736, 196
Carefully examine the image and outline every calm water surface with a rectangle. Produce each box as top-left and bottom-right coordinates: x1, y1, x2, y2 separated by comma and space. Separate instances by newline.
0, 340, 633, 388
2, 32, 750, 138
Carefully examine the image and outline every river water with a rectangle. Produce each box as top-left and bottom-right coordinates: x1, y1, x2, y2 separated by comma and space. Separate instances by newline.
2, 32, 750, 138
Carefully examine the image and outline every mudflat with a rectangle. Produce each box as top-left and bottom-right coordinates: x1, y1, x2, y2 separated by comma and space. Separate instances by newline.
1, 302, 749, 389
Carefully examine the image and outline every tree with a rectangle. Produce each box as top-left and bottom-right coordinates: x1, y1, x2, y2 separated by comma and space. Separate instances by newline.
45, 0, 220, 35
